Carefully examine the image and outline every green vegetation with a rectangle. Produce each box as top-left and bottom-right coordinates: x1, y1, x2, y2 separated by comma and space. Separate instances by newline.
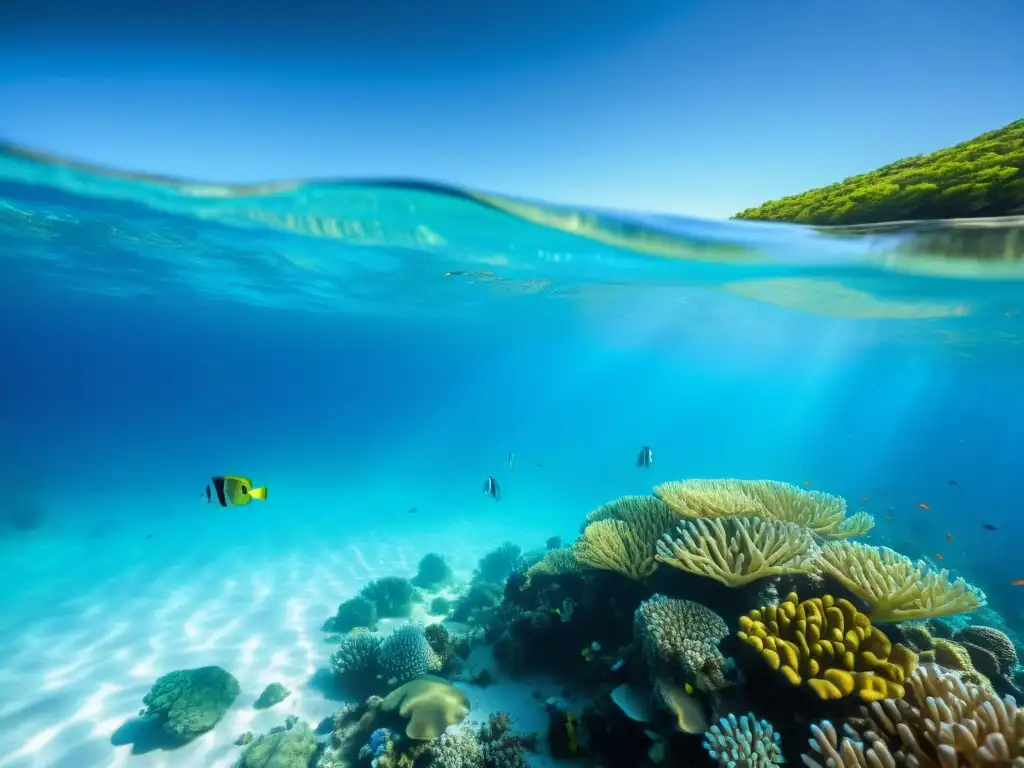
734, 119, 1024, 225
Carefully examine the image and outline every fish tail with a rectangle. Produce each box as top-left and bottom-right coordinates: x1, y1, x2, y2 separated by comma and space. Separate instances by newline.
249, 486, 268, 501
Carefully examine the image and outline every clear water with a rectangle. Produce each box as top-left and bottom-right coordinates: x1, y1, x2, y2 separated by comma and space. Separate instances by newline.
1, 144, 1023, 767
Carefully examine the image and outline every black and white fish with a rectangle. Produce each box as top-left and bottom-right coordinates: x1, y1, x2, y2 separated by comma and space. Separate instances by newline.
636, 446, 653, 468
483, 475, 501, 501
508, 451, 514, 470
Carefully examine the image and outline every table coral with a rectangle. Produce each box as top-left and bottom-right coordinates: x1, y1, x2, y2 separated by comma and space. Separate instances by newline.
819, 541, 986, 622
381, 675, 470, 740
737, 592, 917, 702
574, 495, 677, 580
655, 516, 819, 587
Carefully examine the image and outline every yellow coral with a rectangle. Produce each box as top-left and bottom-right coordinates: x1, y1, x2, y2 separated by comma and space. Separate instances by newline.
653, 479, 873, 540
654, 516, 819, 587
573, 496, 677, 580
737, 592, 917, 702
521, 547, 580, 590
732, 480, 873, 539
819, 541, 986, 622
654, 479, 765, 519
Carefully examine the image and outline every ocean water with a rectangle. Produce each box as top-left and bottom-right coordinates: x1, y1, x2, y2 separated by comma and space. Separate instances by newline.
1, 143, 1023, 767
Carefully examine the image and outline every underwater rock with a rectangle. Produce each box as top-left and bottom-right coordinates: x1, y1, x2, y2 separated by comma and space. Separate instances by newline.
240, 722, 317, 768
411, 552, 453, 590
140, 665, 240, 742
254, 682, 291, 710
360, 576, 421, 619
324, 594, 379, 633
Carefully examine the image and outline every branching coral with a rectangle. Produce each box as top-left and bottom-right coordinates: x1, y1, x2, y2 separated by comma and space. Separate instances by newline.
655, 516, 820, 587
737, 592, 917, 702
850, 663, 1024, 767
521, 547, 580, 589
819, 541, 986, 622
634, 594, 730, 691
704, 713, 784, 768
330, 629, 383, 689
802, 720, 897, 768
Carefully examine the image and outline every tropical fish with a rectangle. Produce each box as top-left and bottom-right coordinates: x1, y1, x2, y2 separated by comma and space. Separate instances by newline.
1012, 580, 1024, 586
508, 451, 514, 470
949, 480, 962, 489
483, 475, 501, 501
204, 476, 268, 507
983, 524, 997, 531
934, 553, 944, 561
636, 446, 653, 468
406, 507, 418, 514
946, 532, 954, 543
918, 503, 931, 511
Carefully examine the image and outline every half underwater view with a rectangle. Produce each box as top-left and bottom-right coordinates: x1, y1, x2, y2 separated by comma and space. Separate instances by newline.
2, 4, 1024, 768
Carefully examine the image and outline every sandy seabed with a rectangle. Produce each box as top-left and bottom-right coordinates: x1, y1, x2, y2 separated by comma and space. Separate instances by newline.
0, 510, 576, 768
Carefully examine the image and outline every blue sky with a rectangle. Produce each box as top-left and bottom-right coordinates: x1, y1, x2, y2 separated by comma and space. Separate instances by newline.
1, 0, 1021, 219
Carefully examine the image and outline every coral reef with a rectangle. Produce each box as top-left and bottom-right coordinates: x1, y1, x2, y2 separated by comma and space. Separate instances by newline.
430, 596, 454, 616
412, 553, 453, 590
240, 722, 317, 768
324, 595, 380, 633
809, 664, 1024, 767
475, 543, 523, 585
656, 516, 819, 587
819, 541, 985, 622
521, 546, 580, 589
703, 713, 784, 767
381, 675, 471, 739
634, 594, 730, 690
952, 626, 1019, 675
738, 593, 917, 701
429, 713, 537, 768
254, 682, 291, 710
378, 625, 442, 685
574, 495, 677, 580
140, 665, 240, 742
360, 577, 421, 619
330, 629, 383, 692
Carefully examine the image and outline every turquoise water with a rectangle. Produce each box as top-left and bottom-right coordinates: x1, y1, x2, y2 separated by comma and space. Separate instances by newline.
1, 144, 1023, 767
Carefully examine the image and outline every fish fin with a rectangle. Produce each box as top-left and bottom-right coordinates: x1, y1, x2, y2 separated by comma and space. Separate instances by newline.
249, 486, 268, 501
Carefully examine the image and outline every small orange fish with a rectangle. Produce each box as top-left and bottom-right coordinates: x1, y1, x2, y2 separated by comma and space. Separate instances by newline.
861, 497, 869, 503
918, 503, 931, 510
1012, 580, 1024, 586
946, 532, 954, 543
934, 553, 944, 561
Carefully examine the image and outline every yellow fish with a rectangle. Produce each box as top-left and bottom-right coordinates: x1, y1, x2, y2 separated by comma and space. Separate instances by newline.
204, 476, 268, 507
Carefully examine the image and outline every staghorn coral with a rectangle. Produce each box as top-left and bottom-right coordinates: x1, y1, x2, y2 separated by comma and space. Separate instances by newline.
952, 627, 1019, 675
655, 516, 820, 587
819, 541, 986, 622
704, 713, 784, 768
802, 720, 896, 768
520, 547, 580, 589
634, 594, 730, 691
378, 625, 442, 685
851, 663, 1024, 767
737, 592, 917, 702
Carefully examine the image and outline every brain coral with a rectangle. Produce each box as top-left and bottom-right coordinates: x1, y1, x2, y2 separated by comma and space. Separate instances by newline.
378, 625, 442, 685
141, 665, 241, 741
738, 592, 917, 702
952, 626, 1019, 675
634, 594, 730, 691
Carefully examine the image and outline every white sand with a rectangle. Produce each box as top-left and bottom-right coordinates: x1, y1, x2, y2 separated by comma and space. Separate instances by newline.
0, 511, 563, 768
